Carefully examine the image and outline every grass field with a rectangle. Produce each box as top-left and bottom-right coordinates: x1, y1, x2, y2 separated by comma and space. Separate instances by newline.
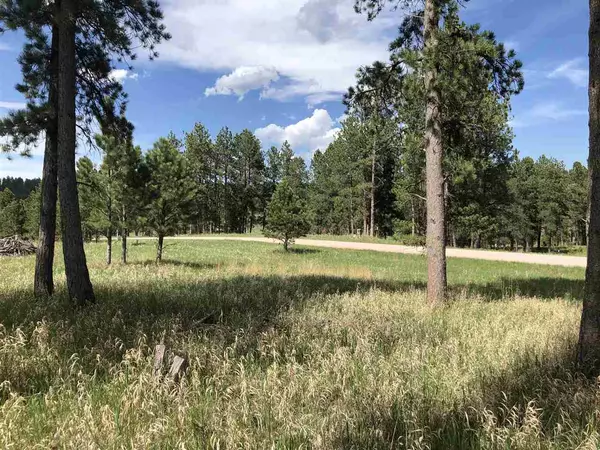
0, 239, 597, 449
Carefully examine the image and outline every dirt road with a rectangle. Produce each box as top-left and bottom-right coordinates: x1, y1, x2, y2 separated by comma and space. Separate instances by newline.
143, 236, 587, 268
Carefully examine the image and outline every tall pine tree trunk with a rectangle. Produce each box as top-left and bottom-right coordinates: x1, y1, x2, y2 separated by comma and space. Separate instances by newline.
34, 25, 59, 298
424, 0, 446, 306
121, 205, 127, 263
350, 192, 355, 235
411, 199, 416, 236
106, 229, 112, 265
57, 0, 95, 304
106, 192, 112, 265
363, 189, 368, 235
370, 143, 376, 237
121, 229, 127, 263
156, 234, 164, 262
578, 0, 600, 369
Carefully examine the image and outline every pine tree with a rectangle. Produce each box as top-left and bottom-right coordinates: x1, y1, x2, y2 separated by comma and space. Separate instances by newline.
578, 0, 600, 370
184, 122, 214, 233
0, 189, 25, 237
114, 144, 147, 264
0, 177, 40, 198
263, 145, 284, 227
265, 178, 310, 252
232, 130, 265, 233
354, 0, 447, 302
77, 157, 101, 240
1, 4, 125, 297
567, 162, 589, 246
214, 127, 235, 232
23, 186, 41, 238
310, 116, 370, 235
145, 134, 197, 262
353, 0, 522, 304
0, 0, 169, 302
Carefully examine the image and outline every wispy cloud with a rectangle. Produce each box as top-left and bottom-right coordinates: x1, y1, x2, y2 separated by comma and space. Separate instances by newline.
503, 40, 520, 52
531, 102, 586, 120
0, 155, 43, 179
548, 58, 587, 88
511, 102, 586, 128
0, 101, 26, 110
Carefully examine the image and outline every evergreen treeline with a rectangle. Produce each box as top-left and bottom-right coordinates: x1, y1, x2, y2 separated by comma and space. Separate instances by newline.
0, 177, 40, 198
3, 124, 588, 255
0, 185, 40, 237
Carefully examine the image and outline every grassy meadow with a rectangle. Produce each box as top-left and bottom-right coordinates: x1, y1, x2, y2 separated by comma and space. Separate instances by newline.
0, 239, 597, 449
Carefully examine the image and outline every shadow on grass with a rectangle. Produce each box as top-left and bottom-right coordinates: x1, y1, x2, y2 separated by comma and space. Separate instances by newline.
0, 273, 402, 399
456, 276, 584, 302
129, 259, 218, 270
288, 248, 321, 255
0, 267, 587, 430
334, 343, 595, 449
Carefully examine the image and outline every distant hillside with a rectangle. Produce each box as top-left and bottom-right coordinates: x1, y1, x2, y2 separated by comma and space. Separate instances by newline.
0, 177, 41, 199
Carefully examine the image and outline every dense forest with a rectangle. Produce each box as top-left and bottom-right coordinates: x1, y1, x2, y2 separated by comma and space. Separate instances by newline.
1, 127, 588, 253
0, 177, 40, 198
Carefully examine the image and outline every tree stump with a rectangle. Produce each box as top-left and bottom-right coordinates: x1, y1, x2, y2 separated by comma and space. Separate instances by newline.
168, 355, 188, 382
153, 343, 188, 382
153, 344, 166, 376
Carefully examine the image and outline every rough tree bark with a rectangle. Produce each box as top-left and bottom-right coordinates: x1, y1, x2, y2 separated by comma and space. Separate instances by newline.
121, 205, 127, 263
424, 0, 446, 306
34, 25, 59, 298
106, 228, 112, 265
578, 0, 600, 369
57, 0, 95, 304
121, 229, 127, 263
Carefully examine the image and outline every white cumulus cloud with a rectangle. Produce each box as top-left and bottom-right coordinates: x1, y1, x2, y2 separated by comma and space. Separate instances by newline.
255, 108, 340, 153
205, 66, 279, 98
158, 0, 393, 104
548, 58, 587, 88
296, 0, 342, 43
109, 69, 139, 83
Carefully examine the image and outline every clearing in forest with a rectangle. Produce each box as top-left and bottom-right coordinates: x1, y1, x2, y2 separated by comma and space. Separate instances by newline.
0, 240, 595, 449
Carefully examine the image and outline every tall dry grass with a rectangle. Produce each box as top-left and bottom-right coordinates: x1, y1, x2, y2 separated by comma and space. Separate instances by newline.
0, 240, 595, 449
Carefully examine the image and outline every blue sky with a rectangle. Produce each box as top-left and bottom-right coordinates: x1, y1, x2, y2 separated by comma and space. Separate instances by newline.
0, 0, 589, 179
